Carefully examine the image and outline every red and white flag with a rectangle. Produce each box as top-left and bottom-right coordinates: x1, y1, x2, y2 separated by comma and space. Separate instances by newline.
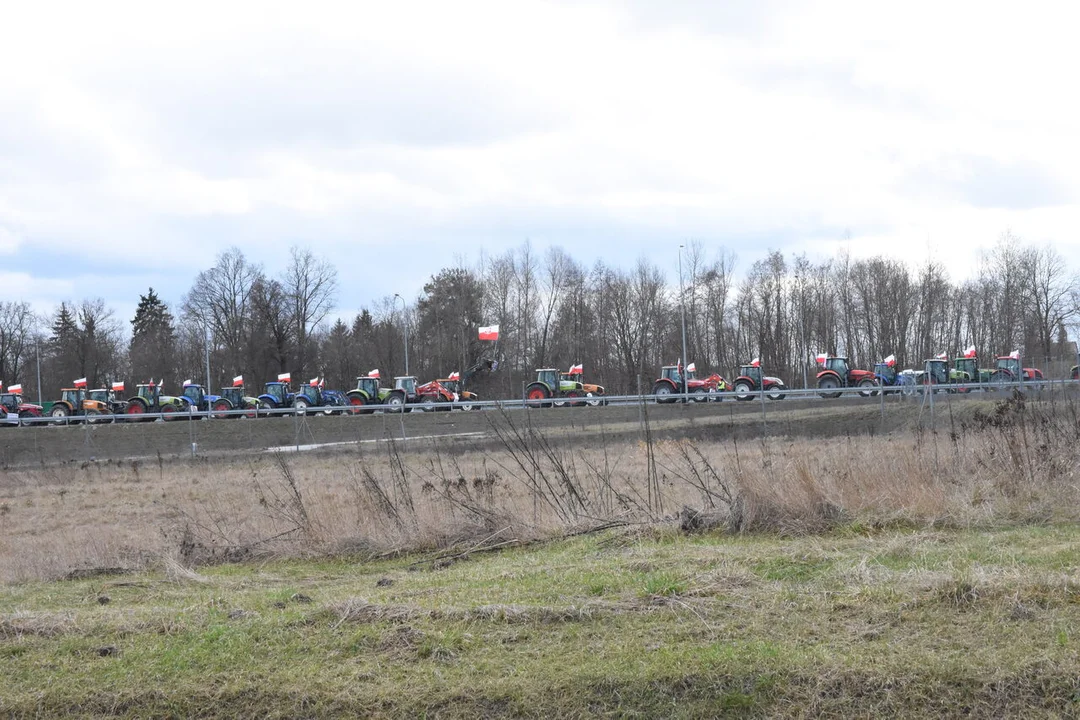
74, 377, 87, 388
368, 369, 380, 379
1009, 349, 1020, 359
111, 381, 125, 392
963, 345, 977, 359
750, 358, 761, 368
935, 351, 948, 361
448, 371, 460, 381
814, 353, 828, 365
882, 354, 896, 368
8, 383, 22, 394
568, 363, 583, 375
158, 379, 164, 389
232, 375, 243, 387
277, 372, 291, 383
309, 376, 320, 386
183, 379, 194, 387
478, 324, 500, 341
686, 362, 696, 373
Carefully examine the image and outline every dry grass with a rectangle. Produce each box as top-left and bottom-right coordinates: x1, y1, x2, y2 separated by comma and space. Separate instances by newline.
1, 393, 1077, 583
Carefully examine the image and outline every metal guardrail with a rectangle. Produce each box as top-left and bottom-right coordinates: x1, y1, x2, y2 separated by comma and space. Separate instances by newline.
9, 378, 1080, 427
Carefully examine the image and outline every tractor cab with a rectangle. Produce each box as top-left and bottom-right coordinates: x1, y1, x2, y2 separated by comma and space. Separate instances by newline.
262, 381, 291, 407
824, 357, 850, 377
61, 388, 86, 407
874, 362, 897, 385
995, 357, 1022, 378
738, 365, 762, 385
220, 386, 246, 407
295, 384, 323, 404
182, 384, 206, 406
354, 376, 380, 397
954, 357, 976, 381
394, 376, 419, 397
923, 359, 948, 385
660, 366, 684, 384
440, 378, 461, 395
535, 369, 559, 388
136, 384, 160, 403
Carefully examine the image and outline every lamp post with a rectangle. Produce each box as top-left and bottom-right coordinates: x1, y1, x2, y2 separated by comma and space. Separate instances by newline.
204, 323, 212, 400
678, 244, 689, 399
393, 293, 410, 376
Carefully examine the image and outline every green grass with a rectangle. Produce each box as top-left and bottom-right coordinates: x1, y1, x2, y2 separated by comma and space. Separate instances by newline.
5, 524, 1080, 718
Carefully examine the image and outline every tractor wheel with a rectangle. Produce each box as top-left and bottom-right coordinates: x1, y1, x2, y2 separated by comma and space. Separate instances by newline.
125, 401, 147, 422
459, 395, 476, 411
585, 392, 603, 407
347, 394, 367, 415
84, 408, 102, 424
652, 382, 676, 404
526, 383, 551, 408
257, 400, 273, 417
734, 381, 753, 401
240, 402, 258, 419
293, 397, 310, 415
766, 385, 786, 401
420, 395, 437, 412
49, 405, 70, 425
437, 394, 453, 411
817, 375, 841, 399
161, 404, 180, 421
212, 399, 232, 419
564, 389, 584, 407
990, 370, 1010, 390
691, 387, 708, 402
386, 392, 407, 412
857, 378, 877, 397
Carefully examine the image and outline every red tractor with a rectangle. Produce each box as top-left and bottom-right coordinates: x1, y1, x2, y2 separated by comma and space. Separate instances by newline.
416, 378, 459, 411
1, 388, 43, 426
815, 356, 877, 399
990, 354, 1045, 389
652, 362, 727, 403
732, 360, 786, 401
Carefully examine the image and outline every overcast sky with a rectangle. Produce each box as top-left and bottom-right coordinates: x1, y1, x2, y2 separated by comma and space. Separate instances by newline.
2, 0, 1078, 325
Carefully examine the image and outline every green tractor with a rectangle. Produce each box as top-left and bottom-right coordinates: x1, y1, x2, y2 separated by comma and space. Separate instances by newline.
125, 382, 186, 421
346, 375, 391, 413
211, 385, 263, 419
525, 368, 586, 407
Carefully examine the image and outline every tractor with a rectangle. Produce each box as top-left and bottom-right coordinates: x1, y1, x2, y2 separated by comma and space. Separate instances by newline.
732, 362, 786, 401
953, 356, 993, 386
652, 364, 726, 403
125, 383, 187, 420
1072, 365, 1079, 381
291, 383, 348, 415
178, 383, 222, 415
871, 357, 913, 395
385, 376, 423, 412
346, 376, 391, 413
1, 391, 43, 426
417, 378, 460, 411
431, 377, 477, 410
815, 356, 877, 399
88, 387, 128, 415
258, 381, 317, 415
48, 387, 112, 424
562, 367, 606, 406
525, 368, 586, 407
211, 386, 262, 419
990, 356, 1045, 389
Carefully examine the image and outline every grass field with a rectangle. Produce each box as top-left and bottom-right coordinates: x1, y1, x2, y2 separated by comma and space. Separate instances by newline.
2, 392, 1079, 716
4, 523, 1080, 717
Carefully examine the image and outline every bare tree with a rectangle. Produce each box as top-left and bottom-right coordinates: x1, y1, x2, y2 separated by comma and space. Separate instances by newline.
281, 246, 339, 378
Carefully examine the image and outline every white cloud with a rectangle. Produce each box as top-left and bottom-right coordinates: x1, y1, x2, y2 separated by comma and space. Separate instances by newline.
1, 0, 1078, 305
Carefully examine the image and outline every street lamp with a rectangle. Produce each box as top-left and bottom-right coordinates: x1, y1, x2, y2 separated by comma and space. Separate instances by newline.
678, 244, 689, 399
393, 293, 410, 376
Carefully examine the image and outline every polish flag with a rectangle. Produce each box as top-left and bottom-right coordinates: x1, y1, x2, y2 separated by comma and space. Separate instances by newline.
815, 353, 828, 365
309, 376, 320, 387
8, 383, 22, 394
158, 379, 165, 390
963, 345, 977, 358
750, 358, 761, 368
111, 381, 125, 392
882, 354, 896, 368
935, 352, 948, 361
478, 324, 500, 341
277, 373, 291, 383
568, 363, 583, 375
183, 379, 194, 387
368, 369, 380, 379
232, 375, 243, 387
74, 377, 87, 388
686, 363, 696, 373
1009, 349, 1020, 359
448, 371, 460, 381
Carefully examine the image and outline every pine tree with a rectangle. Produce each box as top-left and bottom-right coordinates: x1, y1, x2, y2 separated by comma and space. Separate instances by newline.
130, 288, 177, 383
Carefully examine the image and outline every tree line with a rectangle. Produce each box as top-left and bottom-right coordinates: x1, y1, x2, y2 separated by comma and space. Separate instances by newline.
2, 232, 1078, 402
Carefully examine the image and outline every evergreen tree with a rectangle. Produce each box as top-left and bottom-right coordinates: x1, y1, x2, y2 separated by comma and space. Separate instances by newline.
130, 288, 177, 384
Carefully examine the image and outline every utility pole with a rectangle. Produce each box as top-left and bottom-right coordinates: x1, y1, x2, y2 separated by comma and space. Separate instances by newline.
394, 293, 410, 376
678, 244, 689, 399
35, 336, 42, 405
204, 324, 212, 401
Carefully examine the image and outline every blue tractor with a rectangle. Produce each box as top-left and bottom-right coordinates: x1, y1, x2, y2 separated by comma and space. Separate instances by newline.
178, 383, 223, 414
259, 381, 298, 415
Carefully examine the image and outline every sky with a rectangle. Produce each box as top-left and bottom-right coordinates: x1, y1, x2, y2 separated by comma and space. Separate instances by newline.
2, 0, 1079, 328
